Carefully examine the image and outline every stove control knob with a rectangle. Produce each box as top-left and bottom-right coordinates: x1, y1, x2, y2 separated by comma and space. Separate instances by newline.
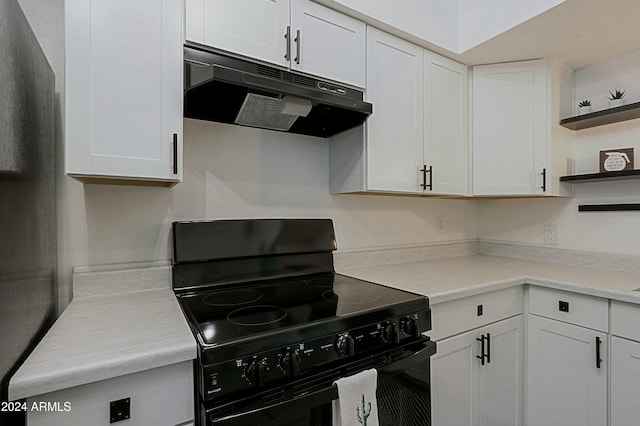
382, 321, 399, 344
281, 348, 301, 376
246, 356, 267, 387
335, 332, 355, 356
400, 316, 420, 338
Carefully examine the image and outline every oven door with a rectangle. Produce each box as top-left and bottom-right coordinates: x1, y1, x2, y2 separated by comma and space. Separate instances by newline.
203, 338, 436, 426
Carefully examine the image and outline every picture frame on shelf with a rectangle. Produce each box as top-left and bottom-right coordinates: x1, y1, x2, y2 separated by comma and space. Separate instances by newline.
599, 147, 634, 172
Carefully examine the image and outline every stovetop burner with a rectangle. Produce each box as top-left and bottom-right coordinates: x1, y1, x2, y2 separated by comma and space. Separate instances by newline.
177, 273, 422, 346
227, 305, 288, 326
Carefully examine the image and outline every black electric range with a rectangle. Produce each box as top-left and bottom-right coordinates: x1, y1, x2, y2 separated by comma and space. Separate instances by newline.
172, 219, 435, 426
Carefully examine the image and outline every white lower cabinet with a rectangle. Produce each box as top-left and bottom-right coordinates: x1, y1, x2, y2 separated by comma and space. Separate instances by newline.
610, 300, 640, 426
26, 361, 193, 426
432, 315, 523, 426
611, 336, 640, 426
527, 287, 608, 426
430, 286, 523, 426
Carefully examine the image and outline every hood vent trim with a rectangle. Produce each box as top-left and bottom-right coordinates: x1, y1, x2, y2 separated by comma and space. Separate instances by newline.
256, 64, 282, 80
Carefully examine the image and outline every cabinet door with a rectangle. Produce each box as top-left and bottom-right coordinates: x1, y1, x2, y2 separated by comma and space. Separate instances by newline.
527, 315, 607, 426
611, 336, 640, 426
290, 0, 365, 87
365, 27, 423, 193
431, 326, 480, 426
472, 60, 548, 195
424, 51, 469, 195
185, 0, 289, 68
479, 316, 523, 426
431, 316, 523, 426
65, 0, 182, 182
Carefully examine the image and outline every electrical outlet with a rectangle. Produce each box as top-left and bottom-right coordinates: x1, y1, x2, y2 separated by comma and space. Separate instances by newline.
436, 215, 445, 233
543, 224, 558, 245
110, 398, 130, 423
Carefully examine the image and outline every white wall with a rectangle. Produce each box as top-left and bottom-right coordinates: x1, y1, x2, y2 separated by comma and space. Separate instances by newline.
86, 119, 479, 262
314, 0, 460, 53
72, 121, 478, 307
574, 50, 640, 114
457, 0, 565, 53
316, 0, 566, 56
478, 51, 640, 256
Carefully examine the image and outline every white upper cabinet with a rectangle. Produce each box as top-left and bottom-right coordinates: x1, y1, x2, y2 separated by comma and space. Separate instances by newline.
65, 0, 183, 185
424, 51, 469, 196
365, 27, 424, 193
472, 59, 572, 196
289, 0, 365, 87
185, 0, 289, 68
185, 0, 365, 87
329, 28, 469, 195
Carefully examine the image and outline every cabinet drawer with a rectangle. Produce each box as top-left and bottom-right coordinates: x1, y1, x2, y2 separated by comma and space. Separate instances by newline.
430, 286, 523, 340
611, 300, 640, 341
27, 361, 193, 426
528, 286, 608, 332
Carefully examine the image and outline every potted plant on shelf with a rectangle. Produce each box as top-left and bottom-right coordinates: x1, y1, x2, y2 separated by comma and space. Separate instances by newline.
578, 99, 592, 114
608, 89, 626, 107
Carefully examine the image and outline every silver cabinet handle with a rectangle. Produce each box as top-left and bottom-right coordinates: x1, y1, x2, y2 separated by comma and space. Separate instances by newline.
294, 29, 301, 64
284, 26, 291, 61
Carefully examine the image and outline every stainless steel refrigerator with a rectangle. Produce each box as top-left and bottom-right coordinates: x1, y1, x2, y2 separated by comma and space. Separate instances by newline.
0, 0, 57, 424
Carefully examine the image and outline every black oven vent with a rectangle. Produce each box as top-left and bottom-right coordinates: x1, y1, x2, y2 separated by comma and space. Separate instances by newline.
283, 73, 316, 88
256, 64, 282, 80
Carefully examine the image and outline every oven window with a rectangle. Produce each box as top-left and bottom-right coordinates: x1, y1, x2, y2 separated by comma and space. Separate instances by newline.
377, 366, 431, 425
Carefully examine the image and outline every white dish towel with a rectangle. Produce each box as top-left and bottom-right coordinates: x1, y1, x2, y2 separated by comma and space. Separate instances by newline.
332, 369, 379, 426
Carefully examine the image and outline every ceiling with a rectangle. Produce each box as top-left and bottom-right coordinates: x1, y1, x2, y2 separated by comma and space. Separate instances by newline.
456, 0, 640, 69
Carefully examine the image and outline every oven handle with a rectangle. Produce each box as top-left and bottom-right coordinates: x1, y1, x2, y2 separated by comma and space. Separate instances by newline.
304, 340, 436, 406
361, 339, 436, 378
209, 339, 436, 425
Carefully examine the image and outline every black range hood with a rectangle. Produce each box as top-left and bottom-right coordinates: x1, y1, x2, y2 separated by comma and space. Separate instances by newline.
183, 46, 372, 138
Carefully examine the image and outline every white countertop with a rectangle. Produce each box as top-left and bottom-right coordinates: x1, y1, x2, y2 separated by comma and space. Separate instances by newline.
337, 254, 640, 305
8, 269, 197, 401
10, 251, 640, 401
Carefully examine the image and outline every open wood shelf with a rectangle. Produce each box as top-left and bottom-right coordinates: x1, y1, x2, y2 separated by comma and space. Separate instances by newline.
560, 169, 640, 183
560, 101, 640, 130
